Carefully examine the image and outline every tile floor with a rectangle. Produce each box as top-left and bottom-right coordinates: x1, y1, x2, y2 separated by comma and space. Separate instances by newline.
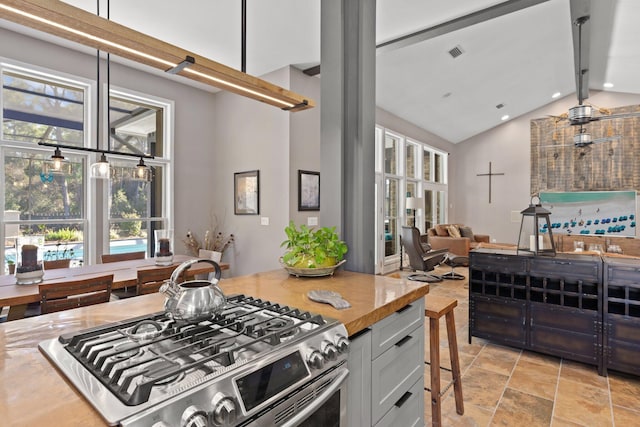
391, 265, 640, 427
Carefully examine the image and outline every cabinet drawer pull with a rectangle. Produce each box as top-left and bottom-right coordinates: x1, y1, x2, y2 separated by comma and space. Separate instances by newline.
395, 335, 412, 347
396, 305, 411, 314
394, 391, 412, 408
553, 261, 571, 265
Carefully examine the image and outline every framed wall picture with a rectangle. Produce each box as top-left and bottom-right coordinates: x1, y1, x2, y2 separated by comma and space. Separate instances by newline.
234, 170, 260, 215
298, 170, 320, 211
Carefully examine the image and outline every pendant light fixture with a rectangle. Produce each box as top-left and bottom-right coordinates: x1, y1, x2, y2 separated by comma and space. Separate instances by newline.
132, 157, 152, 182
89, 0, 114, 179
43, 146, 72, 175
33, 0, 154, 177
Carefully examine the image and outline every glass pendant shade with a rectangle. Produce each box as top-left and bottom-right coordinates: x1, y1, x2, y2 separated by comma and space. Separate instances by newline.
90, 153, 113, 179
44, 147, 72, 175
517, 196, 556, 256
133, 158, 152, 182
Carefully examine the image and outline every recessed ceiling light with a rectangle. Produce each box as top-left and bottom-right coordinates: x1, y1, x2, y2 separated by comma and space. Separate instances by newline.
603, 82, 614, 88
551, 92, 561, 99
501, 115, 510, 121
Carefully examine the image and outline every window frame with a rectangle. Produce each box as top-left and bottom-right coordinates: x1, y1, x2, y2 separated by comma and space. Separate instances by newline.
0, 57, 174, 270
375, 125, 448, 274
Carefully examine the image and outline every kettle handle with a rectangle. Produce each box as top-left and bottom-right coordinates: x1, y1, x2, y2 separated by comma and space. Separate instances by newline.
170, 258, 222, 285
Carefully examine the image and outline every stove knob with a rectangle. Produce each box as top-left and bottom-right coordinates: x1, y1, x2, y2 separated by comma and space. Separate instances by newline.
336, 336, 350, 353
308, 349, 325, 370
181, 405, 208, 427
211, 393, 237, 426
322, 342, 338, 361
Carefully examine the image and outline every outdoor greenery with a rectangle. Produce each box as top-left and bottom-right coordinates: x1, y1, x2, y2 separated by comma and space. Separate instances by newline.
281, 221, 348, 268
45, 227, 82, 242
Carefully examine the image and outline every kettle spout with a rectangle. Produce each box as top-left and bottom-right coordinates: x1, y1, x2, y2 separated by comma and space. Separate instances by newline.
159, 280, 179, 298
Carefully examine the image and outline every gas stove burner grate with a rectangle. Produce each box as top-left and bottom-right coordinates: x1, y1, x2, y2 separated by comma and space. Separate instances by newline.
56, 294, 330, 406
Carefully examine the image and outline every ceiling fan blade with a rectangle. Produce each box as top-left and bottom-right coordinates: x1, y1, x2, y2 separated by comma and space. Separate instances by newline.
592, 135, 622, 144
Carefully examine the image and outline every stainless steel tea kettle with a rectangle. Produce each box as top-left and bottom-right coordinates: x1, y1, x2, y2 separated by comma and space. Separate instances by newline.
160, 258, 225, 322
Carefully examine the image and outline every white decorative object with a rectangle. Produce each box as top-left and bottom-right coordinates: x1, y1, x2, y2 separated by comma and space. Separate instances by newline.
198, 249, 222, 263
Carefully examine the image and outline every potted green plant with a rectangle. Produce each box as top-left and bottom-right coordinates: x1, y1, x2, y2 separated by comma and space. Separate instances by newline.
7, 260, 15, 275
280, 221, 348, 269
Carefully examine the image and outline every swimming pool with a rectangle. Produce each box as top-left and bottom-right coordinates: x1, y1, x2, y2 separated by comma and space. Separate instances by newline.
5, 239, 149, 266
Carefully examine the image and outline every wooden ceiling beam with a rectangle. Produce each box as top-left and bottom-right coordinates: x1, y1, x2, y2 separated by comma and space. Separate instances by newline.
0, 0, 314, 111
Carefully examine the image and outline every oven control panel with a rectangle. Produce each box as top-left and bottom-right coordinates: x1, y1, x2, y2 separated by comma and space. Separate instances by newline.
122, 325, 349, 427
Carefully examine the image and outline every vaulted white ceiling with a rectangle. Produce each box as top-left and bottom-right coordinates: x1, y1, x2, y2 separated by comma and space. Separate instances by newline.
3, 0, 638, 144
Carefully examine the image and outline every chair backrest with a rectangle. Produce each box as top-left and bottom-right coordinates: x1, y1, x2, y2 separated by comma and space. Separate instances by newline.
39, 274, 113, 314
401, 226, 447, 272
136, 265, 177, 295
101, 251, 146, 264
43, 259, 71, 270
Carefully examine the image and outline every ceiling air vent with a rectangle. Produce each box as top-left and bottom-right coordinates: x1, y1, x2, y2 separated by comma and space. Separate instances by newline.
448, 45, 464, 58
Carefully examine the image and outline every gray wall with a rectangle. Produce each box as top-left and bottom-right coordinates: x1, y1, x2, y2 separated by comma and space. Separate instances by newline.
211, 67, 292, 276
452, 90, 640, 244
289, 70, 322, 226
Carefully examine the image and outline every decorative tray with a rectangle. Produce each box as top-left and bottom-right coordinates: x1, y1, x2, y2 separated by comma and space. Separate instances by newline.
281, 259, 346, 278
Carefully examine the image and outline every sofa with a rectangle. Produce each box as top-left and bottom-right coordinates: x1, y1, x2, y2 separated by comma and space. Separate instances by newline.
426, 224, 490, 257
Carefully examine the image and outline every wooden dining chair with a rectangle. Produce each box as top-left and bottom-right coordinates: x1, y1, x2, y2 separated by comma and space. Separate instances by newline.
136, 265, 177, 295
38, 274, 113, 315
101, 251, 146, 263
43, 259, 71, 270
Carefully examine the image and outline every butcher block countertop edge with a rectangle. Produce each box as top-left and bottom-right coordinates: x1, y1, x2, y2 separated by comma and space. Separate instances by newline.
0, 269, 428, 426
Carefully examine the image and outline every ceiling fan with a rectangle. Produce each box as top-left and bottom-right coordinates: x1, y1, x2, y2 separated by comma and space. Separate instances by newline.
546, 4, 639, 148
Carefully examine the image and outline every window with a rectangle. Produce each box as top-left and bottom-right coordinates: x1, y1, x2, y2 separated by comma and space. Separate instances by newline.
2, 70, 85, 147
375, 125, 448, 272
1, 60, 173, 272
2, 64, 90, 270
106, 90, 172, 258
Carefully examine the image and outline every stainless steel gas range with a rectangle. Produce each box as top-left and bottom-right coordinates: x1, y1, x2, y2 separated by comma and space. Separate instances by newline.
38, 294, 349, 427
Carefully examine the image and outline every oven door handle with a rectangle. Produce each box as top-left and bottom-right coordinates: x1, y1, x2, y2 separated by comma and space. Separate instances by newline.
281, 368, 349, 427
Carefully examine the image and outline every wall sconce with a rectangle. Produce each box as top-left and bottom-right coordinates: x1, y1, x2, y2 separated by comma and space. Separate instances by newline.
517, 195, 556, 256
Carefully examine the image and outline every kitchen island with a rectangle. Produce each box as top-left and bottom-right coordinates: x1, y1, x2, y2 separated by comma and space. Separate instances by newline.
0, 269, 428, 426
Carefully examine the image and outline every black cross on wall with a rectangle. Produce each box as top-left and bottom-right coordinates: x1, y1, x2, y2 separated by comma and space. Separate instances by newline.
476, 162, 505, 203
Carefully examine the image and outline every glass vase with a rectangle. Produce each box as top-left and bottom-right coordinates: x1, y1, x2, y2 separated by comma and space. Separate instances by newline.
15, 235, 45, 285
154, 229, 173, 266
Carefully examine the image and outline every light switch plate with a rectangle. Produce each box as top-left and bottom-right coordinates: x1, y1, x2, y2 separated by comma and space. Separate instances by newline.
260, 217, 269, 226
307, 217, 318, 226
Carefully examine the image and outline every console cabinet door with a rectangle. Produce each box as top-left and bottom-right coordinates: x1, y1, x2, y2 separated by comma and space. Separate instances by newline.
605, 315, 640, 375
529, 303, 600, 364
470, 295, 527, 346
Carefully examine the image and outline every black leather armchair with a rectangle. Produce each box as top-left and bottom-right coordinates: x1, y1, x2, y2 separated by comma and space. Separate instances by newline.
401, 226, 448, 282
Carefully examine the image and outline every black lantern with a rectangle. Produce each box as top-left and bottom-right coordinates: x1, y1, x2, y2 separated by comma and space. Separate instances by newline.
517, 195, 556, 256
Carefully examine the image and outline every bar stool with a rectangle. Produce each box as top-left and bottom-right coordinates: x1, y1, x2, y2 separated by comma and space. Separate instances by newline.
425, 295, 464, 426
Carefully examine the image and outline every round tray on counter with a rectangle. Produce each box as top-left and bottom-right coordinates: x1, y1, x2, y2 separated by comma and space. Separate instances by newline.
281, 259, 346, 278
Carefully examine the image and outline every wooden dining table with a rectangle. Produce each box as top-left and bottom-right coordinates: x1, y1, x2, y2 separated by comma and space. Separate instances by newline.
0, 254, 228, 321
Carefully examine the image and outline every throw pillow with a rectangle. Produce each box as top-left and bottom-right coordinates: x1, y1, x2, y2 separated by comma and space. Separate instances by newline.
435, 224, 449, 237
459, 226, 475, 241
448, 224, 461, 238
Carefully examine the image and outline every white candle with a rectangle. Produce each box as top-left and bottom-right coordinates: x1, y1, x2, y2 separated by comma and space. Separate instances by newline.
529, 235, 544, 250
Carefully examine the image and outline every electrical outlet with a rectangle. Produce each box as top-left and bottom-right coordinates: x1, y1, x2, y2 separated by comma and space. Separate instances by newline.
260, 217, 269, 226
307, 217, 318, 226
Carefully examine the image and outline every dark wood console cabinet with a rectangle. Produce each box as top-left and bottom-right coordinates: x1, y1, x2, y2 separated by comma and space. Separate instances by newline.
603, 256, 640, 376
470, 249, 606, 375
